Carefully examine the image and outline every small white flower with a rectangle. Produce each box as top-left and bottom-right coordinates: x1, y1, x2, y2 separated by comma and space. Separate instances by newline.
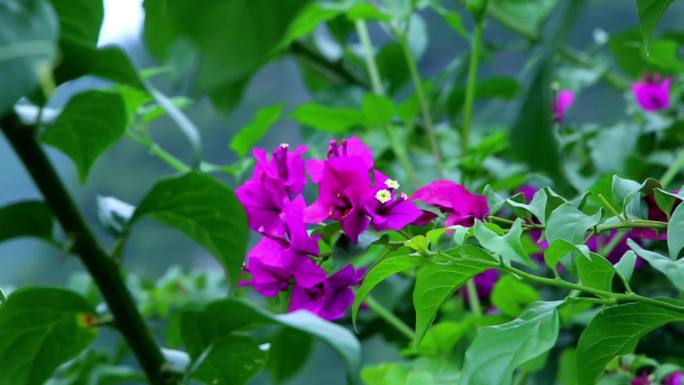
384, 179, 400, 189
375, 189, 392, 204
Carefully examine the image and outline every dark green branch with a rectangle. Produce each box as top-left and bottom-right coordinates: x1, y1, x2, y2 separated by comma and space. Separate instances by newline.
1, 114, 175, 385
289, 41, 369, 89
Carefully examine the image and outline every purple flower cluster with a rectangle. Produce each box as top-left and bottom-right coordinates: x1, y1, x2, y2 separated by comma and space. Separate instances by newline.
236, 143, 365, 320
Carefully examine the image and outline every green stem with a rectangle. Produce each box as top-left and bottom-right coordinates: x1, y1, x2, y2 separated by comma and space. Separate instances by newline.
598, 193, 625, 221
487, 215, 668, 233
461, 1, 488, 156
354, 20, 419, 187
661, 149, 684, 188
1, 114, 175, 385
398, 35, 444, 175
366, 296, 416, 340
355, 20, 385, 96
465, 279, 483, 317
127, 131, 190, 173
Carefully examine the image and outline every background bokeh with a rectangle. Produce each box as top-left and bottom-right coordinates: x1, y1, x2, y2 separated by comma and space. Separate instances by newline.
2, 1, 683, 383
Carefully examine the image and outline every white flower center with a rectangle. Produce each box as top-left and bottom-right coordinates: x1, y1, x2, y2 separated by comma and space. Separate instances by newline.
375, 189, 392, 204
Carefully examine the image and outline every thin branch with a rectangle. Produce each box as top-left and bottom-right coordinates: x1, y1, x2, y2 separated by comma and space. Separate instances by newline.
1, 114, 176, 385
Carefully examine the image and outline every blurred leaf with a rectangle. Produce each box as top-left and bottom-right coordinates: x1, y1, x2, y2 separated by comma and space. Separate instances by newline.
377, 43, 410, 95
642, 39, 684, 73
654, 188, 682, 219
346, 3, 390, 21
627, 239, 684, 291
576, 301, 684, 385
461, 301, 562, 385
0, 287, 98, 385
0, 201, 53, 244
41, 90, 127, 182
54, 45, 145, 89
413, 259, 490, 344
491, 276, 540, 317
414, 320, 470, 356
291, 102, 365, 133
143, 0, 308, 111
362, 363, 407, 385
362, 94, 395, 126
576, 253, 616, 292
543, 239, 590, 274
276, 3, 339, 50
589, 124, 638, 174
267, 328, 313, 383
448, 77, 520, 115
668, 202, 684, 258
473, 220, 533, 267
191, 334, 268, 385
487, 0, 558, 38
130, 172, 248, 286
556, 348, 577, 385
545, 203, 601, 244
510, 61, 561, 178
0, 0, 58, 114
230, 103, 284, 158
636, 0, 674, 55
609, 29, 660, 77
352, 253, 423, 326
181, 299, 361, 376
404, 235, 429, 254
48, 0, 100, 47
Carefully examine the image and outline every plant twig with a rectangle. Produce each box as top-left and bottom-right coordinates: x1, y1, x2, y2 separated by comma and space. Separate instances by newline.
661, 149, 684, 188
1, 114, 175, 385
365, 296, 416, 340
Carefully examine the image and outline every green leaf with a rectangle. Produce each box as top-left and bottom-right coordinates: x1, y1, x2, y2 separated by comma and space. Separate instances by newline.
48, 0, 101, 47
614, 250, 637, 287
628, 239, 684, 291
473, 219, 533, 267
362, 363, 407, 385
267, 328, 313, 384
404, 235, 429, 254
668, 202, 684, 259
0, 0, 58, 114
414, 320, 471, 356
143, 0, 308, 111
642, 39, 684, 73
636, 0, 674, 55
546, 203, 602, 244
576, 252, 616, 293
0, 287, 98, 385
362, 94, 395, 126
55, 45, 145, 89
491, 276, 540, 317
346, 3, 390, 21
461, 301, 563, 385
654, 188, 681, 219
487, 0, 558, 38
191, 334, 268, 385
130, 172, 248, 286
506, 188, 547, 224
230, 103, 284, 158
413, 259, 490, 344
181, 299, 361, 376
0, 201, 53, 244
352, 254, 424, 326
447, 77, 520, 116
41, 90, 127, 182
276, 3, 339, 49
291, 102, 366, 133
576, 301, 684, 385
543, 239, 590, 274
509, 60, 561, 178
609, 28, 660, 77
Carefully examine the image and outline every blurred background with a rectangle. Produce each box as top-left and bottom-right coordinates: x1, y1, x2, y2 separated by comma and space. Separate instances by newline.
2, 0, 683, 383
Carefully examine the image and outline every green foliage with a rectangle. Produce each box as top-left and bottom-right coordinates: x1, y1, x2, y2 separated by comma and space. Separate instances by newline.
352, 253, 424, 326
576, 302, 684, 385
636, 0, 675, 54
0, 201, 53, 244
461, 301, 563, 385
181, 299, 361, 379
491, 276, 540, 317
130, 172, 248, 286
667, 202, 684, 258
545, 203, 602, 244
628, 240, 684, 292
191, 334, 268, 385
41, 90, 127, 182
413, 259, 490, 344
291, 102, 366, 133
0, 288, 98, 385
0, 0, 58, 114
473, 220, 532, 267
230, 103, 284, 158
576, 252, 617, 292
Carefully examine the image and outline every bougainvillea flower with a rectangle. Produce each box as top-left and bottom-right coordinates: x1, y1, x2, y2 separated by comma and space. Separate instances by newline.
364, 171, 422, 231
632, 74, 672, 111
586, 230, 644, 266
412, 180, 489, 227
664, 372, 684, 385
241, 197, 325, 296
235, 178, 289, 237
305, 156, 373, 242
289, 264, 365, 320
630, 372, 651, 385
308, 137, 374, 183
254, 144, 308, 196
552, 89, 575, 123
462, 269, 499, 300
